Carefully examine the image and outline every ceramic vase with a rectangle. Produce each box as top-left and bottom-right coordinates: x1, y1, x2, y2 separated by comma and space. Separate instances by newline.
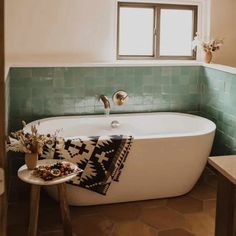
25, 153, 38, 170
204, 51, 212, 64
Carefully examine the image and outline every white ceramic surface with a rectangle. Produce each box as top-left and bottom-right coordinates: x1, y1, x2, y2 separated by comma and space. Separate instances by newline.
26, 112, 216, 205
25, 112, 216, 139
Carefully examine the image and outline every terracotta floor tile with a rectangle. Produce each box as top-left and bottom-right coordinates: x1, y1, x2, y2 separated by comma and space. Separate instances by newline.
72, 214, 114, 236
189, 183, 216, 200
158, 228, 195, 236
111, 220, 157, 236
185, 212, 215, 236
140, 206, 189, 230
203, 199, 216, 218
137, 199, 167, 208
70, 205, 101, 217
98, 202, 141, 222
7, 177, 218, 236
167, 196, 203, 214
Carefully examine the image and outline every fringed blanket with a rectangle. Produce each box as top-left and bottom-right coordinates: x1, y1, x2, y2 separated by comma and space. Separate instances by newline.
42, 135, 133, 195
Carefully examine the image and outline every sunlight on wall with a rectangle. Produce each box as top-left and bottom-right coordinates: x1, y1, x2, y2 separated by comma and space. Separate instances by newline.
211, 0, 236, 67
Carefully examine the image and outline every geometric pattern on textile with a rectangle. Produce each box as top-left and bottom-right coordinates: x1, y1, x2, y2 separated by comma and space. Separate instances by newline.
42, 135, 133, 195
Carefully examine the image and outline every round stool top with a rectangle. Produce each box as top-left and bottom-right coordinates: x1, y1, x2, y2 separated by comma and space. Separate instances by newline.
18, 159, 81, 186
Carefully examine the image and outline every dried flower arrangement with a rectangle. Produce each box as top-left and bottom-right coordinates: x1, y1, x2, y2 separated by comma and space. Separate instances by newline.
6, 121, 57, 155
192, 34, 224, 53
202, 39, 223, 53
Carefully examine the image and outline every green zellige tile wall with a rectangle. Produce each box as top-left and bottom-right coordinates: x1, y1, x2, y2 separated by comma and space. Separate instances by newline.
8, 66, 200, 132
7, 65, 236, 170
200, 67, 236, 155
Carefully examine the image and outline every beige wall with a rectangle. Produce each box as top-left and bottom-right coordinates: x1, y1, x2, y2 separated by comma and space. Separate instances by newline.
211, 0, 236, 67
5, 0, 236, 67
5, 0, 116, 64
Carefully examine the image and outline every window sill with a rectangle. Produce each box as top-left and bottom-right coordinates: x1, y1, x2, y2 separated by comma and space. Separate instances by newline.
113, 60, 202, 67
6, 61, 236, 77
6, 60, 202, 71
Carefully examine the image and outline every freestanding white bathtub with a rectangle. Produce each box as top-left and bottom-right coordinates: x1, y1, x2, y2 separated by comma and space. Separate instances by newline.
28, 112, 216, 206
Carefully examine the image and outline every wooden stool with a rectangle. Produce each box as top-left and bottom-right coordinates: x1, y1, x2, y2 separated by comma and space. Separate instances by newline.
18, 159, 79, 236
208, 155, 236, 236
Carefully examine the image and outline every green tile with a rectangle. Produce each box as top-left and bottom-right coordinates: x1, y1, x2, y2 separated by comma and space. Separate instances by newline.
105, 68, 115, 77
64, 74, 75, 87
10, 76, 32, 88
54, 68, 64, 79
53, 77, 64, 88
95, 67, 106, 76
161, 84, 172, 94
180, 67, 191, 76
171, 85, 188, 94
32, 67, 54, 78
31, 98, 44, 115
161, 94, 172, 103
7, 65, 210, 157
10, 68, 32, 79
201, 67, 236, 154
32, 87, 53, 97
161, 67, 172, 77
62, 87, 77, 98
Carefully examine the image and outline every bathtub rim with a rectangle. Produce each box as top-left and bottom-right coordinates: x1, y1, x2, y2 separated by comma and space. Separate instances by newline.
25, 112, 216, 140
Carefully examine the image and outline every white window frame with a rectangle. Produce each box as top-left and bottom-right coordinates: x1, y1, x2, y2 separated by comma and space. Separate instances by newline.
114, 0, 211, 61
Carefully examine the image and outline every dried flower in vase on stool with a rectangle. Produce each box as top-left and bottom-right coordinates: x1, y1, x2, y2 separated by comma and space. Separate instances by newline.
6, 121, 58, 170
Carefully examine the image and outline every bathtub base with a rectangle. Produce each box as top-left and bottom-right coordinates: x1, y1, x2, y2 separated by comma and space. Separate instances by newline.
46, 182, 197, 206
46, 134, 213, 206
27, 112, 215, 206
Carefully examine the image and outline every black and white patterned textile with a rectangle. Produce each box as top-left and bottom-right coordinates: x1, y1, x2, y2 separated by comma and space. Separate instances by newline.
42, 135, 133, 195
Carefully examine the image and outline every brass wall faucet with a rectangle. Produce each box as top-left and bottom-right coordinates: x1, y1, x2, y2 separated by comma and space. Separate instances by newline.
112, 90, 129, 106
99, 95, 110, 109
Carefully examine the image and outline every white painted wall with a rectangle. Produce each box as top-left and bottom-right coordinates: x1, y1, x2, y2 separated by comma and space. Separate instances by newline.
5, 0, 116, 64
5, 0, 236, 67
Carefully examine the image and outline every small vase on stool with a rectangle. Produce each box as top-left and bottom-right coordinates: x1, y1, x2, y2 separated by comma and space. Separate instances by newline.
204, 51, 212, 64
25, 153, 38, 170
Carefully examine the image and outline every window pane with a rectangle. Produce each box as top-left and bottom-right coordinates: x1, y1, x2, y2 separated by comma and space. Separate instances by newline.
119, 7, 154, 56
160, 9, 193, 56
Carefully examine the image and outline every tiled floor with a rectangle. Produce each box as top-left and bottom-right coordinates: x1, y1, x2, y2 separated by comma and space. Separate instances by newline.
7, 168, 217, 236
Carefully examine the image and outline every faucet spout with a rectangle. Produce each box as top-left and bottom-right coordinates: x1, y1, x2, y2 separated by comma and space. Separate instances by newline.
99, 95, 110, 109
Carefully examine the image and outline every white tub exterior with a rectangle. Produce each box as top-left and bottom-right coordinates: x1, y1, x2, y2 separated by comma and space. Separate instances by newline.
28, 112, 216, 206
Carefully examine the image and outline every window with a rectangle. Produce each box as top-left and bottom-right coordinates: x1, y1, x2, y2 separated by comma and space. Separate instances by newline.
118, 6, 155, 57
117, 3, 198, 60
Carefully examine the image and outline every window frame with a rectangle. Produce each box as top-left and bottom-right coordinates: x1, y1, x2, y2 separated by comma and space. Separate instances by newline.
117, 2, 198, 60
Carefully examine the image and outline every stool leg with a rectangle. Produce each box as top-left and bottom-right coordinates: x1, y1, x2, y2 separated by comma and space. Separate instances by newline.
215, 173, 236, 236
28, 185, 41, 236
57, 183, 73, 236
